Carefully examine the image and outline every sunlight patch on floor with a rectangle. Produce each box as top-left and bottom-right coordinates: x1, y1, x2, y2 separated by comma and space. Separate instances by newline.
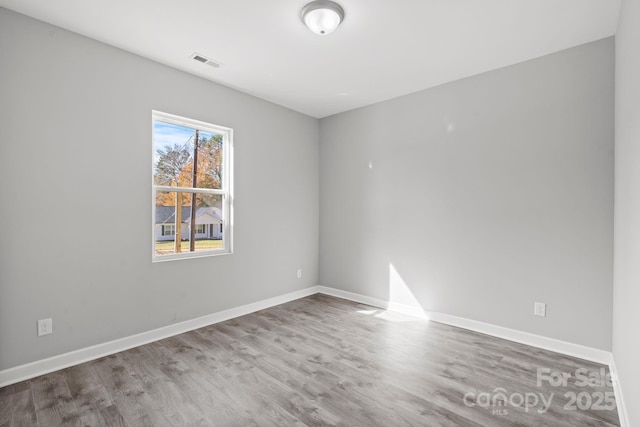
351, 265, 431, 323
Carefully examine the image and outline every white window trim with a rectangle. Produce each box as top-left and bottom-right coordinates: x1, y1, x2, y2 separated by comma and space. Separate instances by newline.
152, 110, 234, 262
162, 224, 176, 236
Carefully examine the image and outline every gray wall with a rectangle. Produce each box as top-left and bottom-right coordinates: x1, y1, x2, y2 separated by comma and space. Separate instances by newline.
613, 0, 640, 423
0, 8, 319, 370
0, 5, 618, 375
320, 38, 614, 350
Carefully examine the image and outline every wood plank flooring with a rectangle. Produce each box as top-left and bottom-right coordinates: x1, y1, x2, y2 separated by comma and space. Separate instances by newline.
0, 294, 621, 426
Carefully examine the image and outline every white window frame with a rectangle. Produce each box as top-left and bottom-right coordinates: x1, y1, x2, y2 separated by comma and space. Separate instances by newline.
162, 224, 176, 236
152, 110, 233, 262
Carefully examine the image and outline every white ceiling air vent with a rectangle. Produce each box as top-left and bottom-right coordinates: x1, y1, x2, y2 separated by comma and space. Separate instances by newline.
190, 53, 222, 68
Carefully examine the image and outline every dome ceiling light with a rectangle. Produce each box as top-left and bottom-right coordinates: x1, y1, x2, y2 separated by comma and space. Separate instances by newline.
301, 1, 345, 36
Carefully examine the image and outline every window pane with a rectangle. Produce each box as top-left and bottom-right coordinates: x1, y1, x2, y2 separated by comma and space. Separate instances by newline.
153, 121, 223, 190
155, 191, 224, 256
194, 132, 224, 190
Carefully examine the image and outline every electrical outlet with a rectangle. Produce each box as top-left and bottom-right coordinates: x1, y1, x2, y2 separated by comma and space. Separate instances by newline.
296, 268, 302, 279
38, 318, 53, 336
534, 302, 546, 317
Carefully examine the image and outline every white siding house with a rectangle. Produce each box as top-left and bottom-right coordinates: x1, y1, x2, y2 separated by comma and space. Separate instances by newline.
155, 206, 222, 241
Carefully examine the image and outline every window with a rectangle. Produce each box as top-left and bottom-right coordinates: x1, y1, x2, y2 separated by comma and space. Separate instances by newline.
161, 224, 175, 236
152, 111, 233, 260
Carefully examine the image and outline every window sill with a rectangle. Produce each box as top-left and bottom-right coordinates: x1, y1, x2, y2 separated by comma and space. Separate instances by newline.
152, 249, 232, 263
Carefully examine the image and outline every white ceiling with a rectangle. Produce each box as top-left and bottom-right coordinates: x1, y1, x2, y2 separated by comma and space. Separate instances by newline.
0, 0, 621, 118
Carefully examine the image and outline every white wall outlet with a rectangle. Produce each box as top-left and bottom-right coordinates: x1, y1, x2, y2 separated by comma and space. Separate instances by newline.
38, 318, 53, 336
534, 302, 546, 317
296, 268, 302, 279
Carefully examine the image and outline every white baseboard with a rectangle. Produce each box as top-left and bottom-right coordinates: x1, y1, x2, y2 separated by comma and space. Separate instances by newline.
316, 286, 612, 365
0, 286, 321, 388
0, 284, 616, 398
609, 355, 630, 427
316, 286, 395, 311
429, 312, 612, 365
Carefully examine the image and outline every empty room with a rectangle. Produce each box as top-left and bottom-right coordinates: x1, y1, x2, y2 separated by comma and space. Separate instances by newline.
0, 0, 638, 426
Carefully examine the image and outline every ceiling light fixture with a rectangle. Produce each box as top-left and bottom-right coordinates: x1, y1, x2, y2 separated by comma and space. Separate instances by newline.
301, 0, 344, 36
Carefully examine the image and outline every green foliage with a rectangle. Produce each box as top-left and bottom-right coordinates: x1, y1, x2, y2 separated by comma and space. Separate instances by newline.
154, 133, 224, 207
196, 134, 223, 190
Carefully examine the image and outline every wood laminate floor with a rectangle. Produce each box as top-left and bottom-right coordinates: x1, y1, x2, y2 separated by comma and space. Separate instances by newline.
0, 294, 620, 426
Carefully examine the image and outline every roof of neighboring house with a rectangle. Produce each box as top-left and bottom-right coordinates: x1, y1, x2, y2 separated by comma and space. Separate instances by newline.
155, 206, 222, 224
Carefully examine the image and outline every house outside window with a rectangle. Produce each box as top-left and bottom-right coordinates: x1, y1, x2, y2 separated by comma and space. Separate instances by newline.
162, 224, 175, 236
152, 111, 233, 261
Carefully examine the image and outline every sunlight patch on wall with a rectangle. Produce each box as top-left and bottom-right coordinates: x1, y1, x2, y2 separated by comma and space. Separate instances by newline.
389, 263, 429, 319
